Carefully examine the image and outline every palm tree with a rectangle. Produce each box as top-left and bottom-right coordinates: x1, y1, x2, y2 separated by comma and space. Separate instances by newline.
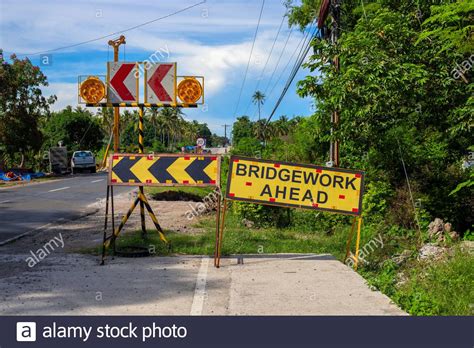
97, 107, 114, 135
252, 90, 266, 121
253, 119, 267, 143
159, 108, 185, 150
274, 115, 290, 137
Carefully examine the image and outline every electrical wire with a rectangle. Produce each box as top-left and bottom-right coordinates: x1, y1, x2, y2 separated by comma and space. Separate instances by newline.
248, 26, 294, 121
232, 0, 266, 119
18, 0, 207, 56
266, 26, 311, 99
264, 24, 318, 126
249, 28, 304, 121
243, 12, 286, 116
262, 27, 293, 101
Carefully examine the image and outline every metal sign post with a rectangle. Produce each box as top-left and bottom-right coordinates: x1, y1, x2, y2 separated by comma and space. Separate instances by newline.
108, 35, 126, 153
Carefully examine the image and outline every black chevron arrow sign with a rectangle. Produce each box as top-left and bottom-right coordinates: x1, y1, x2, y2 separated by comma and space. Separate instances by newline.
185, 157, 213, 182
111, 156, 140, 183
148, 157, 178, 183
109, 154, 220, 187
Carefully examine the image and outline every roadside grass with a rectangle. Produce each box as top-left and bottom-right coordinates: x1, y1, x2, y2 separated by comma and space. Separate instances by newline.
360, 249, 474, 316
112, 212, 350, 258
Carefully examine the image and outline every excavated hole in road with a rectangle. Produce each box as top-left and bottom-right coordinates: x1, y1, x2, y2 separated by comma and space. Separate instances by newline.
150, 190, 203, 202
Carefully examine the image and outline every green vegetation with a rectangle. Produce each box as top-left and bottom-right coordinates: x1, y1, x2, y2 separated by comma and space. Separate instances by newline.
116, 0, 474, 313
112, 213, 350, 257
361, 251, 474, 316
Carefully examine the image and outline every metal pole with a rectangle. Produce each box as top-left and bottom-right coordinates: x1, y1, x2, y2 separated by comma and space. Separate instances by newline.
101, 185, 110, 265
354, 216, 362, 270
111, 185, 116, 256
214, 188, 222, 267
222, 124, 230, 146
344, 216, 357, 262
330, 0, 341, 167
108, 35, 126, 153
138, 105, 146, 237
216, 198, 228, 268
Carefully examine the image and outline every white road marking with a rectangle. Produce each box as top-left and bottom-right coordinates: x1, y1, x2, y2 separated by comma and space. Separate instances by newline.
0, 200, 11, 204
0, 222, 53, 246
91, 179, 104, 183
190, 257, 210, 316
48, 186, 70, 192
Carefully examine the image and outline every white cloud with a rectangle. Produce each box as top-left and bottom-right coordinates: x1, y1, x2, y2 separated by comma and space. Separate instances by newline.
4, 0, 311, 135
42, 83, 78, 111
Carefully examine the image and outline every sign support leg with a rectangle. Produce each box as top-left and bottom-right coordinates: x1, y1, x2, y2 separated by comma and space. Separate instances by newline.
354, 216, 363, 270
216, 198, 228, 268
344, 217, 357, 263
101, 185, 110, 265
139, 188, 147, 238
214, 187, 222, 267
111, 185, 116, 256
107, 195, 140, 248
138, 105, 147, 238
139, 191, 168, 244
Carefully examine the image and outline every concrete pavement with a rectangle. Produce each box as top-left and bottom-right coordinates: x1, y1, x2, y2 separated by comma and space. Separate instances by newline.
0, 173, 132, 244
0, 253, 405, 315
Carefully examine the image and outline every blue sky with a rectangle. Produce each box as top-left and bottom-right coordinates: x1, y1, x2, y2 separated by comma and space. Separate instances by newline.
1, 0, 314, 136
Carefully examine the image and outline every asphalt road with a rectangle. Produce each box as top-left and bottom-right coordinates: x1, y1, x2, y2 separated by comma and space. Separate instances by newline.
0, 173, 132, 244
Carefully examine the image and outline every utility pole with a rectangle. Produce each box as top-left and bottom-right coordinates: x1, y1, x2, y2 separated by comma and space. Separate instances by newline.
108, 35, 126, 153
222, 124, 230, 146
331, 0, 341, 167
317, 0, 341, 167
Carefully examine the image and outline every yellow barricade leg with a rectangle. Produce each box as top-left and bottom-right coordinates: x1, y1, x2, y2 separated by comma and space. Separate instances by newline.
354, 216, 363, 270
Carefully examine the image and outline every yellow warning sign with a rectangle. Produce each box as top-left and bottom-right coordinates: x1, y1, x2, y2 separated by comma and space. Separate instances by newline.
226, 156, 364, 216
109, 153, 220, 186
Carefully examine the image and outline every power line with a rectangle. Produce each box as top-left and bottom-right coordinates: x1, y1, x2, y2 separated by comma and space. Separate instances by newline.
249, 26, 294, 121
266, 28, 309, 100
17, 1, 206, 56
243, 12, 286, 116
232, 0, 266, 118
257, 25, 310, 123
262, 27, 294, 96
264, 24, 318, 126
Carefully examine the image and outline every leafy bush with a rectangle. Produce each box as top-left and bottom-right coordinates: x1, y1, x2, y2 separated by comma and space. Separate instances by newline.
233, 202, 291, 228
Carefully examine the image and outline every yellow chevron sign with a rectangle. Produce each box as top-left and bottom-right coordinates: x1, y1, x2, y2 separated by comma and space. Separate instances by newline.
226, 156, 364, 216
109, 154, 220, 186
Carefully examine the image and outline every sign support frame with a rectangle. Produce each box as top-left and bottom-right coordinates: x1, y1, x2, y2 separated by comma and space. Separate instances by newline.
213, 200, 364, 270
101, 105, 169, 264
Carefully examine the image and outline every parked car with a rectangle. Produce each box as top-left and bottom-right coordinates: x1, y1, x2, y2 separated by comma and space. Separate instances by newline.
71, 151, 96, 174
